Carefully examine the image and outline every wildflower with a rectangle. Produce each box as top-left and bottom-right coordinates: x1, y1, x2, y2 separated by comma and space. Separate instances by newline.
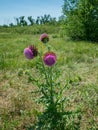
43, 52, 56, 66
24, 45, 38, 59
40, 33, 49, 43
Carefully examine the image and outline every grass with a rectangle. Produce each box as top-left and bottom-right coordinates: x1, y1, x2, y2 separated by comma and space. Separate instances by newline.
0, 27, 98, 130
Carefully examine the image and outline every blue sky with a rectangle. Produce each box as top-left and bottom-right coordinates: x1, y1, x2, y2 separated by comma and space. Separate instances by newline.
0, 0, 63, 25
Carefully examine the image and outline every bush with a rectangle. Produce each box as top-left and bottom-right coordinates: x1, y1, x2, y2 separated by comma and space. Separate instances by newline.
63, 0, 98, 42
65, 14, 86, 40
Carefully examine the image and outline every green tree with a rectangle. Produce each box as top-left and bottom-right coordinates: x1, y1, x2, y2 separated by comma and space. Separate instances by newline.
43, 14, 51, 24
9, 23, 14, 27
63, 0, 79, 16
19, 16, 27, 26
58, 15, 66, 25
28, 16, 35, 25
62, 0, 98, 41
15, 18, 20, 26
79, 0, 98, 41
49, 17, 57, 25
15, 16, 27, 26
36, 16, 40, 25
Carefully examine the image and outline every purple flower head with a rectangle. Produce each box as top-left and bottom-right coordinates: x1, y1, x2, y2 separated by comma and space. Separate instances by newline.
43, 52, 57, 66
40, 33, 49, 43
24, 45, 38, 60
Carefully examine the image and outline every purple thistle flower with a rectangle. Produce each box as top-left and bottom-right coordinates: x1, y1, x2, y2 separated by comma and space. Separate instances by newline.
24, 45, 38, 60
40, 33, 49, 43
43, 52, 57, 66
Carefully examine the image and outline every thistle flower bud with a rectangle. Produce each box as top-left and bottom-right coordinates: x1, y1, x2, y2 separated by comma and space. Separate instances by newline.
40, 33, 49, 43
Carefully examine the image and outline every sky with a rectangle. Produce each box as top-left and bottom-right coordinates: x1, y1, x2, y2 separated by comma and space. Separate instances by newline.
0, 0, 64, 25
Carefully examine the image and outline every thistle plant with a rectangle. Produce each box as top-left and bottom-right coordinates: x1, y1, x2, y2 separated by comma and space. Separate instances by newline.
23, 33, 81, 130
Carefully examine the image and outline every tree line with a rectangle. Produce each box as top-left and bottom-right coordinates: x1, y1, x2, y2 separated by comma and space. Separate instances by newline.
8, 14, 66, 27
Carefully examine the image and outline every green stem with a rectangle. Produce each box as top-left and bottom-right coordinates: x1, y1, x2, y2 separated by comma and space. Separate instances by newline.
49, 67, 54, 105
39, 53, 49, 86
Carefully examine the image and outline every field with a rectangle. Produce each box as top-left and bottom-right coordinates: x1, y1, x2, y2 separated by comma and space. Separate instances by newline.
0, 26, 98, 130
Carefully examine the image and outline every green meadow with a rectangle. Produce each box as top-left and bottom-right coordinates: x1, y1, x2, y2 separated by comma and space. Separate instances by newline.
0, 26, 98, 130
